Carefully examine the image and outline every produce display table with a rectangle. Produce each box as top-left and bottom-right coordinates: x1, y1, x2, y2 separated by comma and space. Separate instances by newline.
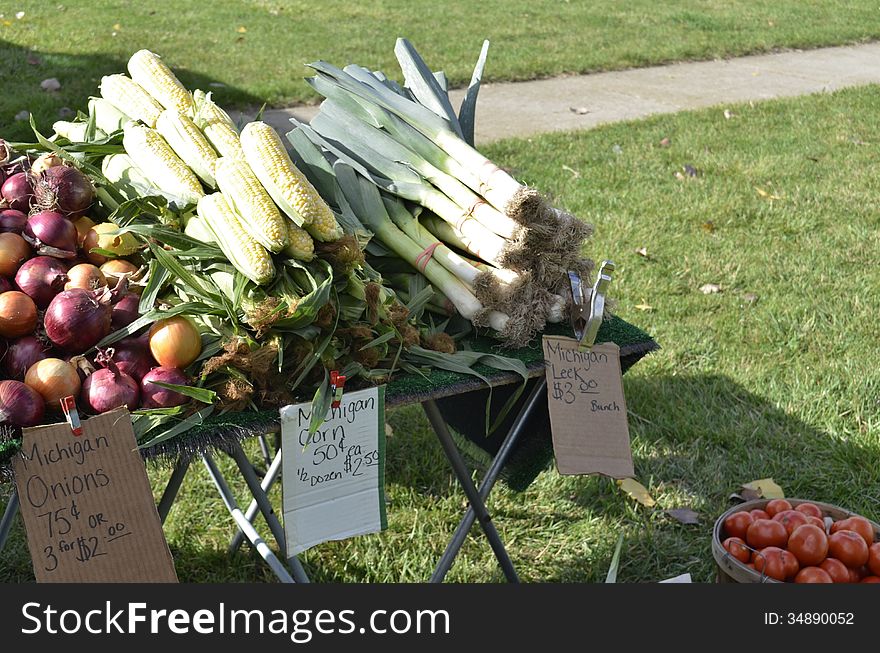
0, 316, 656, 582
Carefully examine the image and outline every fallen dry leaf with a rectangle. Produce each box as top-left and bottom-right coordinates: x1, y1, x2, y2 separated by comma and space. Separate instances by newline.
665, 508, 700, 525
385, 423, 394, 438
112, 23, 121, 30
569, 106, 590, 115
699, 283, 721, 294
634, 301, 653, 312
701, 221, 716, 233
755, 187, 781, 200
724, 109, 735, 120
561, 164, 581, 179
674, 171, 685, 181
617, 478, 656, 507
612, 144, 623, 155
635, 247, 649, 258
742, 478, 785, 500
237, 25, 248, 33
659, 137, 671, 147
743, 292, 759, 304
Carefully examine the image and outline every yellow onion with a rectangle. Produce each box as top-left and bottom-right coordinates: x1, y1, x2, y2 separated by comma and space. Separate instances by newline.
0, 290, 38, 337
65, 263, 107, 291
100, 259, 139, 285
87, 222, 140, 257
72, 216, 96, 247
0, 232, 32, 277
149, 316, 202, 368
82, 228, 107, 265
25, 357, 82, 409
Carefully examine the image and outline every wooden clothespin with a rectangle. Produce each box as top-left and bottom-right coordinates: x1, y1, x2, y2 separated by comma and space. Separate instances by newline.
330, 371, 346, 409
568, 260, 615, 351
60, 395, 83, 436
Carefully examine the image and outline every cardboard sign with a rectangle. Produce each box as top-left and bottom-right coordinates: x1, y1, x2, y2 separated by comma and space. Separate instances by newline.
280, 386, 386, 556
13, 408, 177, 583
542, 336, 634, 477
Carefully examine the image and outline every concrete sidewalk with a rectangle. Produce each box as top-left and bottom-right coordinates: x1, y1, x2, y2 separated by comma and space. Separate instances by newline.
233, 42, 880, 144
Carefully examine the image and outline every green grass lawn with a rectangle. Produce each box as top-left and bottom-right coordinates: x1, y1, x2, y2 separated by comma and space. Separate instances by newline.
3, 84, 879, 582
3, 1, 880, 140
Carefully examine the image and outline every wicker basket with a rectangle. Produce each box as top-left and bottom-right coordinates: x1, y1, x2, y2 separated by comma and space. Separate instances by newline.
712, 498, 880, 583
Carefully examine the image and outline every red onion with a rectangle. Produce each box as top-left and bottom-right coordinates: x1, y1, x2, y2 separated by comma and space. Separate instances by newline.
104, 338, 154, 382
0, 379, 45, 427
15, 256, 69, 308
81, 358, 139, 413
0, 209, 27, 234
44, 287, 112, 351
3, 335, 50, 379
111, 292, 140, 330
140, 367, 190, 409
23, 210, 78, 258
1, 172, 33, 212
0, 277, 11, 294
32, 165, 95, 219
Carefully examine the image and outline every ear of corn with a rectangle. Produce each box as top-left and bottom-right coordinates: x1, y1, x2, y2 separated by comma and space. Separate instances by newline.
99, 74, 163, 128
156, 110, 219, 188
193, 89, 244, 159
88, 98, 131, 134
214, 156, 289, 253
182, 215, 217, 245
281, 222, 315, 261
197, 193, 275, 285
128, 50, 194, 115
53, 121, 107, 143
102, 153, 162, 201
122, 123, 205, 207
240, 122, 342, 243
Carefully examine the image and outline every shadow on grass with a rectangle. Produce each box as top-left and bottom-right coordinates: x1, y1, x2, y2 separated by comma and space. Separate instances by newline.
548, 373, 880, 582
0, 40, 264, 141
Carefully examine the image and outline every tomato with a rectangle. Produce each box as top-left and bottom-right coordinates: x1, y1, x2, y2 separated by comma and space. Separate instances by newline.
795, 503, 823, 519
747, 519, 789, 549
773, 510, 808, 536
723, 511, 753, 540
819, 558, 851, 583
723, 537, 751, 564
828, 530, 869, 568
805, 515, 826, 531
753, 547, 788, 581
750, 509, 771, 521
787, 524, 828, 566
795, 567, 833, 583
861, 576, 880, 583
781, 549, 800, 580
868, 543, 880, 576
765, 499, 793, 517
830, 516, 875, 548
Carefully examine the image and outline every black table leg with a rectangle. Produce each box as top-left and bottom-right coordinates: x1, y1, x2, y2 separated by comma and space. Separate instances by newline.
423, 400, 519, 582
157, 457, 191, 524
431, 378, 547, 582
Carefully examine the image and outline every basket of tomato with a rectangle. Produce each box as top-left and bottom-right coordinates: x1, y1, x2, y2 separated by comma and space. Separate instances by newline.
712, 498, 880, 583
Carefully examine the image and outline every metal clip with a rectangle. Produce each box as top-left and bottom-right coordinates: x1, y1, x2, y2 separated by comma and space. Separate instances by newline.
578, 260, 615, 351
330, 371, 346, 409
60, 395, 83, 436
568, 270, 588, 341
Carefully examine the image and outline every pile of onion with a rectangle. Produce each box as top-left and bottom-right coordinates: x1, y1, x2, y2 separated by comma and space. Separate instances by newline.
149, 316, 202, 368
1, 172, 33, 212
23, 211, 78, 259
0, 291, 38, 338
109, 336, 154, 381
0, 232, 31, 277
0, 209, 27, 234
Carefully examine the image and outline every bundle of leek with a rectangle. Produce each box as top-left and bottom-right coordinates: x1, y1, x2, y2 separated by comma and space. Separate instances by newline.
289, 38, 594, 346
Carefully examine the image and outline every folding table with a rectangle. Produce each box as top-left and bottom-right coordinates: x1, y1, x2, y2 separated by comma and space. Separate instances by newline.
0, 316, 657, 583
